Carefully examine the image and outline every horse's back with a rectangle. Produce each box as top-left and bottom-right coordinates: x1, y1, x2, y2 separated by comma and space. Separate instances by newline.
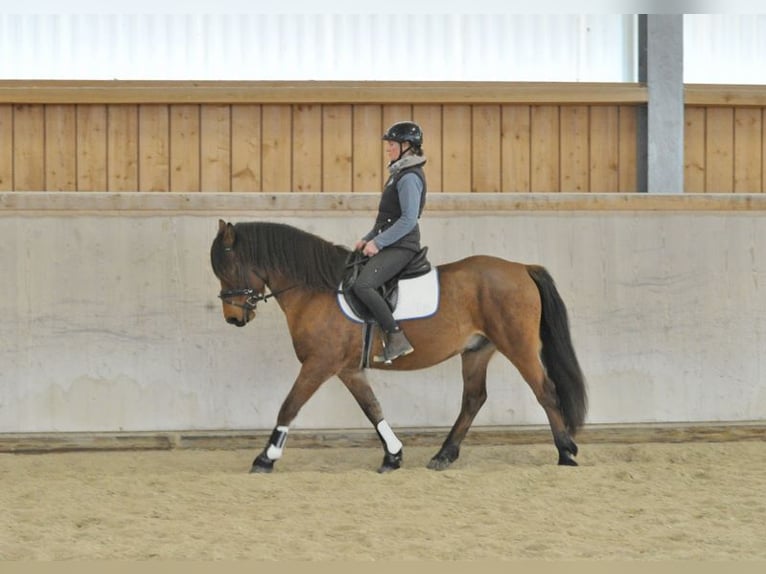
437, 254, 533, 280
436, 254, 541, 313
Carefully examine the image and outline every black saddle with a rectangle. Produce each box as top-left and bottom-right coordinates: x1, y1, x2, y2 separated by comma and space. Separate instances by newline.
340, 247, 431, 322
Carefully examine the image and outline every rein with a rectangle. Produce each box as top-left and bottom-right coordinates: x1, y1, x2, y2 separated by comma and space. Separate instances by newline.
340, 250, 369, 292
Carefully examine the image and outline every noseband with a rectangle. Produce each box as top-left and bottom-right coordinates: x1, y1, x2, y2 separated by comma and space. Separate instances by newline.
217, 286, 270, 312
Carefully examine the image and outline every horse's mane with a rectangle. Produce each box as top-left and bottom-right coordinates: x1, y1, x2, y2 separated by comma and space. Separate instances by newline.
213, 221, 351, 292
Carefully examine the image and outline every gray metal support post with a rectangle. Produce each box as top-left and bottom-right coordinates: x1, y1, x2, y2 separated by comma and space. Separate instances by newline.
637, 15, 684, 194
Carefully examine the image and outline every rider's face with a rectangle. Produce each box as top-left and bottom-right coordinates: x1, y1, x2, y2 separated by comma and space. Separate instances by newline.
385, 140, 409, 163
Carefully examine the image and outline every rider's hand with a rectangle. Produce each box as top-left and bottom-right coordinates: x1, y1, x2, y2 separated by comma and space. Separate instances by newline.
354, 239, 367, 252
362, 241, 380, 257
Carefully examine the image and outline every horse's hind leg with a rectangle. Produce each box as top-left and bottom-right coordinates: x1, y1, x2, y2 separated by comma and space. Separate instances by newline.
496, 340, 579, 466
428, 339, 496, 471
337, 368, 403, 473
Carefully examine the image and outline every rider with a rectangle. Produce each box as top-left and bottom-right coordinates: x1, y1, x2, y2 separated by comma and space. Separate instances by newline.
353, 120, 428, 364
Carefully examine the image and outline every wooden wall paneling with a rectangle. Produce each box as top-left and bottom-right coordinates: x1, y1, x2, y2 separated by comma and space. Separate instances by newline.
705, 107, 735, 193
352, 105, 382, 193
231, 105, 261, 192
501, 105, 531, 193
107, 105, 138, 192
138, 105, 170, 192
618, 105, 638, 192
381, 105, 412, 188
733, 107, 762, 193
441, 105, 472, 192
322, 105, 353, 193
44, 105, 77, 191
589, 105, 620, 192
170, 105, 200, 192
291, 104, 322, 193
471, 105, 501, 192
559, 106, 589, 192
530, 105, 560, 192
13, 105, 45, 191
200, 105, 231, 192
261, 105, 292, 192
413, 105, 442, 193
684, 107, 706, 193
0, 105, 11, 190
76, 105, 108, 191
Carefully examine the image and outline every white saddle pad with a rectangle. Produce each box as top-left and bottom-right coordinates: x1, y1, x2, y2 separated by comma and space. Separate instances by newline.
338, 268, 440, 324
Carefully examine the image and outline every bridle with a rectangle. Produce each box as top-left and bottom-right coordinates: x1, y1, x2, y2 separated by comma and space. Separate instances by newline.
217, 247, 296, 316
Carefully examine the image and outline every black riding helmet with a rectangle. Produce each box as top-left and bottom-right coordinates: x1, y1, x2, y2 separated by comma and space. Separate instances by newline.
382, 121, 423, 149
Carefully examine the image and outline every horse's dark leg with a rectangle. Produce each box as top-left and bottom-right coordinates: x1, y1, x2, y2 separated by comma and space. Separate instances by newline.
540, 374, 579, 466
428, 341, 496, 471
337, 368, 403, 473
504, 354, 579, 466
488, 323, 579, 466
251, 361, 332, 474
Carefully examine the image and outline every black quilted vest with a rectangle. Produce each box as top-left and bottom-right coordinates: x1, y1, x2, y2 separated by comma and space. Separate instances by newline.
372, 165, 427, 252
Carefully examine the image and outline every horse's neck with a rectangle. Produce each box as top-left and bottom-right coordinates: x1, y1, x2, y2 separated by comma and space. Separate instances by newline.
267, 273, 308, 309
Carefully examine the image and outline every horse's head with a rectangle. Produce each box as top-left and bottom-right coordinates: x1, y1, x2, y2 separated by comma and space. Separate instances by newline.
210, 219, 264, 327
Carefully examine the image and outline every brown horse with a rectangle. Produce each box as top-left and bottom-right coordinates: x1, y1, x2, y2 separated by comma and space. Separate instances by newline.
211, 219, 587, 473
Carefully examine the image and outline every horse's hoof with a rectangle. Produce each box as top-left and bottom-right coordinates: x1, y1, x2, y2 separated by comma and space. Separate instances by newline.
557, 452, 578, 466
250, 453, 275, 474
378, 450, 402, 473
427, 445, 459, 471
426, 456, 453, 471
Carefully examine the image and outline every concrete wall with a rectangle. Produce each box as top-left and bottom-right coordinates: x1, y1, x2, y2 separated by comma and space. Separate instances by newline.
1, 192, 765, 433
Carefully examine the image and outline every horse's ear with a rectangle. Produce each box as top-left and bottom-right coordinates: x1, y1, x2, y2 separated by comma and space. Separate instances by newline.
219, 220, 236, 249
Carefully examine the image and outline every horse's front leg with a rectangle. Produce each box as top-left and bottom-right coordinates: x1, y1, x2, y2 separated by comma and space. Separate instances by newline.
251, 361, 333, 474
337, 368, 403, 473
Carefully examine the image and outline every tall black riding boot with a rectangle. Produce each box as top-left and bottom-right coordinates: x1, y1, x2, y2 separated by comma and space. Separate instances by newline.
374, 326, 414, 364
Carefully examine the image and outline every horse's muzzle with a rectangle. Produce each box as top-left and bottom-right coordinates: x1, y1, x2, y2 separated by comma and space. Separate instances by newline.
226, 316, 248, 327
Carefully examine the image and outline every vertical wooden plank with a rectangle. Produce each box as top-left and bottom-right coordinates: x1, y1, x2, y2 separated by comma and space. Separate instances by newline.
763, 109, 766, 193
291, 104, 322, 192
441, 105, 472, 193
705, 107, 734, 193
13, 105, 45, 191
170, 104, 200, 192
589, 105, 619, 193
138, 105, 170, 192
618, 105, 638, 193
261, 104, 292, 192
0, 105, 11, 190
559, 106, 589, 192
684, 107, 706, 193
76, 105, 108, 191
381, 105, 412, 188
200, 104, 231, 192
45, 105, 77, 191
501, 105, 531, 193
107, 105, 139, 192
733, 107, 762, 193
231, 104, 261, 192
530, 105, 560, 192
413, 105, 442, 193
471, 105, 501, 192
352, 104, 383, 193
322, 105, 353, 193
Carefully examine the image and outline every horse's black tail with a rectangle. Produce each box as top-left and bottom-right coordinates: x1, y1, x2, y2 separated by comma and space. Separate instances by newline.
526, 265, 587, 434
